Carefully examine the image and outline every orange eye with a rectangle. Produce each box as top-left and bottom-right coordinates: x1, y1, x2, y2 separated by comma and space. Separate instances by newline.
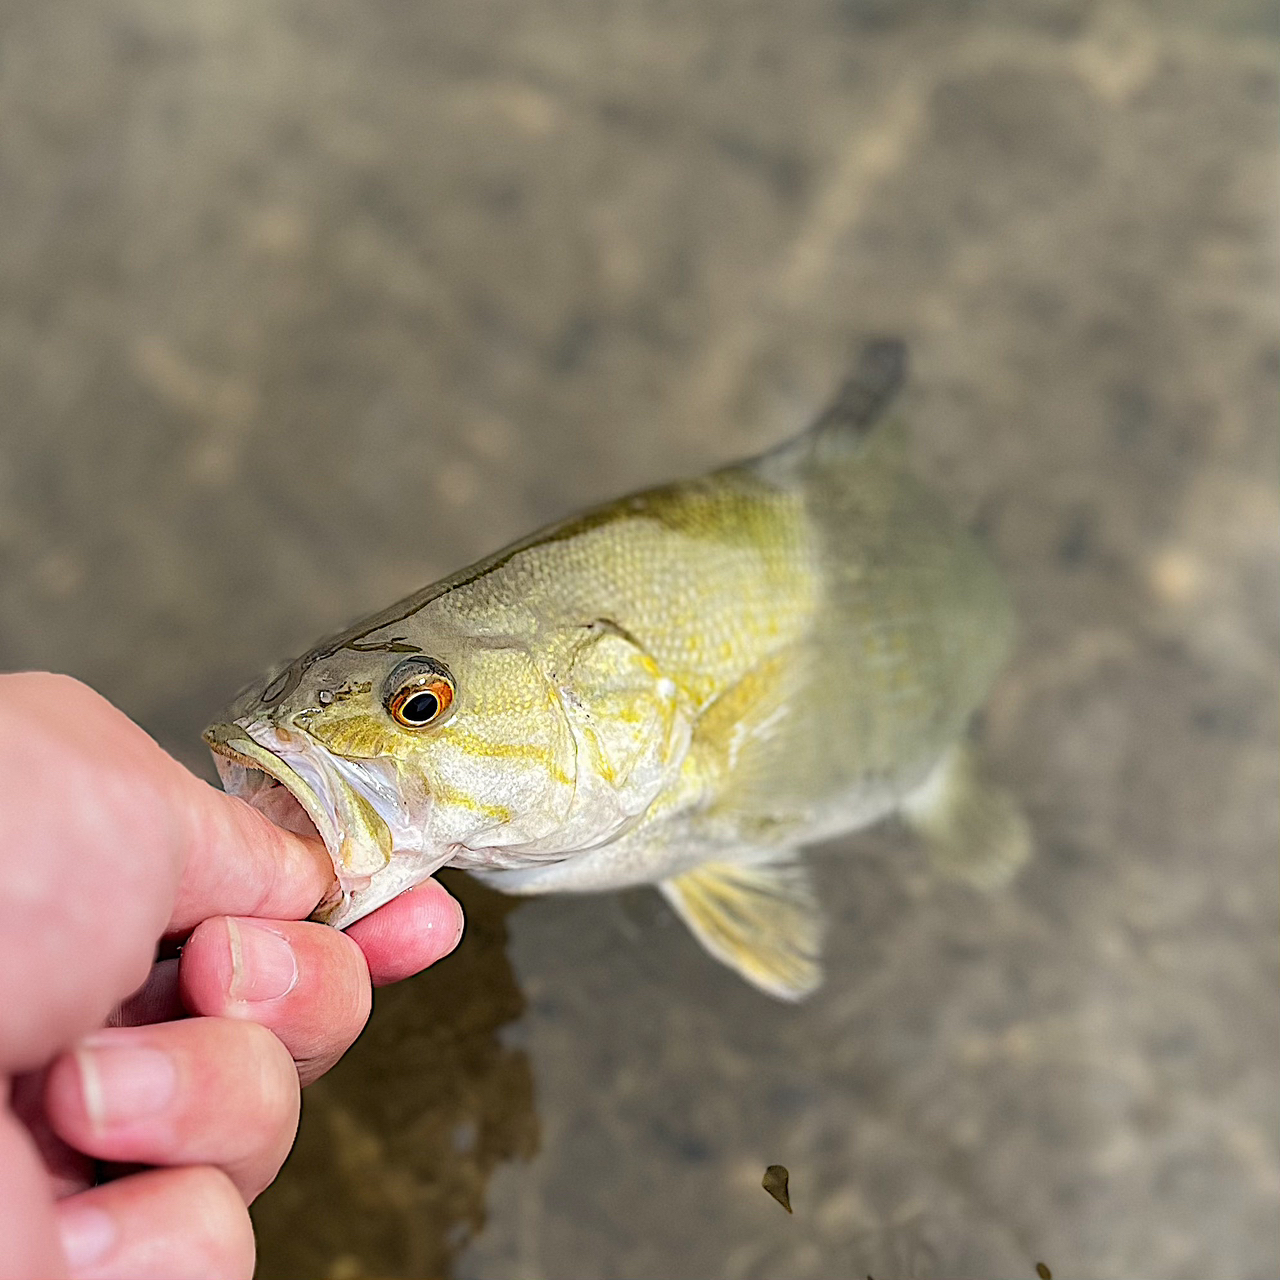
387, 673, 454, 728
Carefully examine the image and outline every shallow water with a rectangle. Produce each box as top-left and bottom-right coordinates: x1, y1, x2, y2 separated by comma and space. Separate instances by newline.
1, 1, 1276, 1277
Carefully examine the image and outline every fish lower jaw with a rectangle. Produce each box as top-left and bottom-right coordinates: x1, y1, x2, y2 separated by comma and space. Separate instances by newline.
205, 719, 451, 931
313, 848, 457, 929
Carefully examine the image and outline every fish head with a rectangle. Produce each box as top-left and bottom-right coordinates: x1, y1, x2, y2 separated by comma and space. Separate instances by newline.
204, 612, 688, 928
204, 622, 582, 927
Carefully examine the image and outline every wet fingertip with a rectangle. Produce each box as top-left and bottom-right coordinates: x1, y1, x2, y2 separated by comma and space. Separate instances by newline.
418, 881, 465, 956
351, 881, 465, 985
436, 885, 466, 950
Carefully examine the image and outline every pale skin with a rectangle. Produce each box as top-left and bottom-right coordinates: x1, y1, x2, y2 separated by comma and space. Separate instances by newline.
0, 673, 466, 1280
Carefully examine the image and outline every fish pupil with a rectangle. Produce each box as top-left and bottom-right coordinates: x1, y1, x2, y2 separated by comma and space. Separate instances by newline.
401, 690, 440, 723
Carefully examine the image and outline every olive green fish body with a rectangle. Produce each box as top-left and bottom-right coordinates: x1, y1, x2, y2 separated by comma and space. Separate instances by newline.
743, 416, 1014, 839
206, 341, 1028, 999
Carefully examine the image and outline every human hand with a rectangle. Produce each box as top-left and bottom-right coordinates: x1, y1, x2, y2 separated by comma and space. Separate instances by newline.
0, 673, 464, 1279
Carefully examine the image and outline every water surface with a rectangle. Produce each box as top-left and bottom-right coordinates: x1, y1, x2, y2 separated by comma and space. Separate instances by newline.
1, 1, 1275, 1276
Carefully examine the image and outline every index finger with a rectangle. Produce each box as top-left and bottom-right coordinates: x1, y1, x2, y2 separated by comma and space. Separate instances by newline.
167, 777, 335, 935
0, 673, 335, 1072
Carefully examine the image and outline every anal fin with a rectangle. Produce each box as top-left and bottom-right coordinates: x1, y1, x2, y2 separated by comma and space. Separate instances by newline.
660, 858, 823, 1001
901, 744, 1032, 889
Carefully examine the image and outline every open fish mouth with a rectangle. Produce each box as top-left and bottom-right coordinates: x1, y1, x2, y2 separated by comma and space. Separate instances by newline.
204, 720, 444, 929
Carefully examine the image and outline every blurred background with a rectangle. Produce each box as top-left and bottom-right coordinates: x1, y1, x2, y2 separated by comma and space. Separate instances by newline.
2, 1, 1277, 1277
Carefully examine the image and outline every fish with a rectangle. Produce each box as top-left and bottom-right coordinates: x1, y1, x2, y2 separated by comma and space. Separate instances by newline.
205, 339, 1029, 999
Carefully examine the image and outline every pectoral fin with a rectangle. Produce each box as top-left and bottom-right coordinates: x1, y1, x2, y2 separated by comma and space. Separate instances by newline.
660, 858, 823, 1000
901, 744, 1031, 889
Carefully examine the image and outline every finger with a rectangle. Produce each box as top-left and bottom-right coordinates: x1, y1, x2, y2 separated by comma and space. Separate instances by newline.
0, 1100, 68, 1278
0, 674, 187, 1071
178, 917, 371, 1085
0, 673, 334, 1074
55, 1167, 254, 1280
345, 878, 466, 987
11, 1068, 95, 1198
45, 1019, 299, 1202
167, 781, 334, 935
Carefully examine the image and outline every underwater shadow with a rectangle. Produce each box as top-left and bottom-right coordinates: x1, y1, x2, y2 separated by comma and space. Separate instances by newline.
252, 873, 537, 1279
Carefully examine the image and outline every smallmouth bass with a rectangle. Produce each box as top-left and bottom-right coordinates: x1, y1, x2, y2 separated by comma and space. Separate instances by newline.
206, 341, 1028, 998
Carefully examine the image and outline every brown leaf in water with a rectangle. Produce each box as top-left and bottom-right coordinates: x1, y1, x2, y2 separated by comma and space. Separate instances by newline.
761, 1164, 792, 1213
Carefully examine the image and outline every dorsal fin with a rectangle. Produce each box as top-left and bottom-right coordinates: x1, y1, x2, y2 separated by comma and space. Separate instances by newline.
810, 337, 907, 442
743, 336, 910, 483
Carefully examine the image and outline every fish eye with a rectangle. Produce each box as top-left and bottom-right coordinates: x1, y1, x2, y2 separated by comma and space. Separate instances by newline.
385, 661, 455, 729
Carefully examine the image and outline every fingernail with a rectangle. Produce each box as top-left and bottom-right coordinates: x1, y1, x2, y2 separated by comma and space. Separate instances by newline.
227, 917, 298, 1003
58, 1203, 116, 1273
76, 1042, 178, 1132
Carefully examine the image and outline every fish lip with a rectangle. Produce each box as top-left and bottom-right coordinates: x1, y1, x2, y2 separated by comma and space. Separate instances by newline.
203, 722, 342, 850
203, 719, 432, 929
